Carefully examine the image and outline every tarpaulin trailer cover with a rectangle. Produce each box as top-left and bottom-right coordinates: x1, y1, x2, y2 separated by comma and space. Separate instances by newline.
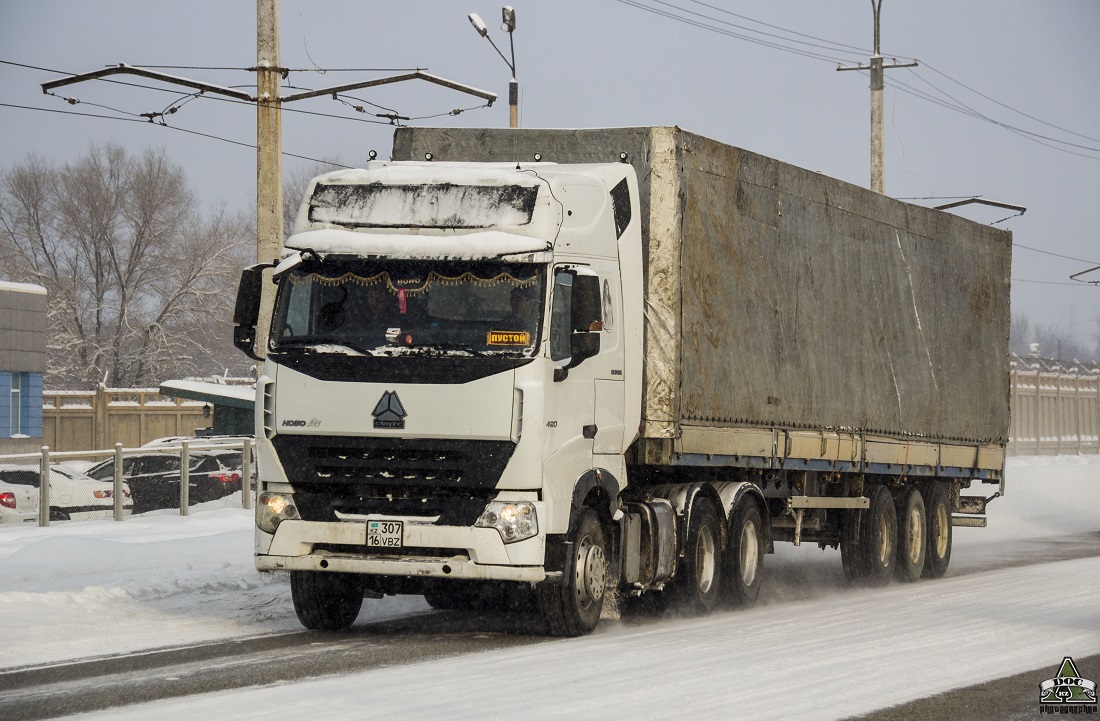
393, 126, 1011, 447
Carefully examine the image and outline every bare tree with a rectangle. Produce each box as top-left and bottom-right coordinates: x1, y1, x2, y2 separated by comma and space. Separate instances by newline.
1033, 322, 1091, 362
1009, 313, 1032, 356
0, 144, 252, 388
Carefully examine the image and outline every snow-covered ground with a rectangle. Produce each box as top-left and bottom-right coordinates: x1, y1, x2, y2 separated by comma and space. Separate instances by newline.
1, 455, 1097, 720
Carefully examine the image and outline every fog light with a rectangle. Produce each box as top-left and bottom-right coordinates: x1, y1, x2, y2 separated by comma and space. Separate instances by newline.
475, 501, 538, 543
257, 492, 298, 534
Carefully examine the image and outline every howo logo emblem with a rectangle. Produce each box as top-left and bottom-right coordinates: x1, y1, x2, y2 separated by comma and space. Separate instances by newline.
372, 391, 407, 429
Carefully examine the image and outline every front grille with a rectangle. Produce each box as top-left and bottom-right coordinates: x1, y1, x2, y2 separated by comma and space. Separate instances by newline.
273, 435, 516, 525
310, 446, 466, 484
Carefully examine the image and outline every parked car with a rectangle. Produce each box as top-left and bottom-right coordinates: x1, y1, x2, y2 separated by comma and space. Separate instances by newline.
141, 435, 254, 451
0, 479, 38, 524
86, 449, 246, 514
0, 464, 133, 521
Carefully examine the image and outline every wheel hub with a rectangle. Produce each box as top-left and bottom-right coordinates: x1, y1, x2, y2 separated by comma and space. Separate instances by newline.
696, 526, 717, 593
576, 542, 607, 606
740, 520, 759, 586
907, 505, 923, 564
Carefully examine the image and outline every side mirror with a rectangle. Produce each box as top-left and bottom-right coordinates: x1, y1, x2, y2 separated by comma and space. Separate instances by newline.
233, 263, 273, 361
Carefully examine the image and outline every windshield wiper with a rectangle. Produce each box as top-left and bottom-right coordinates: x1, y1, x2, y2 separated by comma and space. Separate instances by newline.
275, 337, 376, 355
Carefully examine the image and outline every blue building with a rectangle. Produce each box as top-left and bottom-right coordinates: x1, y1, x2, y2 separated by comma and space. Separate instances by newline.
0, 281, 47, 454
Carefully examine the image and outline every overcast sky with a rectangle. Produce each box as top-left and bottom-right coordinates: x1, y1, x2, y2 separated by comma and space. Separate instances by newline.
1, 0, 1098, 351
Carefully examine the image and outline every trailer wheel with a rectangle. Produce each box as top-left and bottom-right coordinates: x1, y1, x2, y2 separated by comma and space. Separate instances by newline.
841, 508, 866, 582
539, 508, 607, 636
894, 486, 927, 582
290, 571, 364, 631
921, 481, 953, 579
723, 500, 764, 607
862, 485, 898, 585
671, 497, 723, 613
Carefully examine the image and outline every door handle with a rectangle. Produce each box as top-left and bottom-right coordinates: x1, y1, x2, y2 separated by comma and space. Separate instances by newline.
583, 425, 597, 439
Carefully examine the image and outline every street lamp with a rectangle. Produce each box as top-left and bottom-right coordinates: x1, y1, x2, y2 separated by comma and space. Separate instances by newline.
468, 6, 518, 128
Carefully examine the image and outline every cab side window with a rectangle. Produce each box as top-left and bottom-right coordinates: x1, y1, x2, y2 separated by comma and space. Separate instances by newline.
550, 271, 573, 362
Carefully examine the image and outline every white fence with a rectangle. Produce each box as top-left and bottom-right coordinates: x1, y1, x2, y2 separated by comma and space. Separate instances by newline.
1008, 356, 1100, 456
0, 439, 255, 527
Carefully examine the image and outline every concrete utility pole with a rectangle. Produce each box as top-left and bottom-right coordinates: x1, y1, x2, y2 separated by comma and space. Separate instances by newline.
255, 0, 282, 354
837, 0, 917, 194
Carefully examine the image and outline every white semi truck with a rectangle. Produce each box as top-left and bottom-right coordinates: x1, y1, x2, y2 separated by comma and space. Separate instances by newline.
233, 127, 1011, 636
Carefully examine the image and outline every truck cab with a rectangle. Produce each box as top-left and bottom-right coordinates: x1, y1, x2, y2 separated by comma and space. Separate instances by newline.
235, 159, 644, 634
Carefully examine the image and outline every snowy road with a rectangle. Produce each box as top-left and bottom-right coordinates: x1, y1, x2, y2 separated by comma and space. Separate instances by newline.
0, 455, 1096, 720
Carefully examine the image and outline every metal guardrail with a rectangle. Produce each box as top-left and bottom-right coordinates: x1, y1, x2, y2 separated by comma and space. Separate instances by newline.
0, 439, 256, 528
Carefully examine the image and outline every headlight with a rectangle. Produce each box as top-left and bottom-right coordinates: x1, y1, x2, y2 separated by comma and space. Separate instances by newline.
257, 492, 299, 534
475, 501, 538, 543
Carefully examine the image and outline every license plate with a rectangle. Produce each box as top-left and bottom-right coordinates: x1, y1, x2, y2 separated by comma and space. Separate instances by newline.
366, 520, 403, 548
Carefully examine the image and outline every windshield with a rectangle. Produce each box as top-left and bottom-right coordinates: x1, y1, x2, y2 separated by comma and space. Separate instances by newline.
270, 260, 545, 357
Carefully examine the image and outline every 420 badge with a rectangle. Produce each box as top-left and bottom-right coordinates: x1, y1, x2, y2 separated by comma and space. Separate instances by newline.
367, 520, 403, 548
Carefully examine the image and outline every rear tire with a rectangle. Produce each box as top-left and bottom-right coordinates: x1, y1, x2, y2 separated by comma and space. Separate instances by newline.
670, 498, 724, 614
861, 485, 898, 585
841, 508, 866, 582
724, 500, 764, 607
291, 571, 364, 630
921, 481, 953, 579
539, 508, 607, 636
894, 487, 927, 582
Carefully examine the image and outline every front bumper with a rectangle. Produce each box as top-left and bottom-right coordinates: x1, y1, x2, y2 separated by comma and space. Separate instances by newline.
256, 517, 547, 583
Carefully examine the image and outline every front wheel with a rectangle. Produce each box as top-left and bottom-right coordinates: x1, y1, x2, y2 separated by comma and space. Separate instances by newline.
291, 571, 365, 631
539, 508, 607, 637
724, 500, 764, 607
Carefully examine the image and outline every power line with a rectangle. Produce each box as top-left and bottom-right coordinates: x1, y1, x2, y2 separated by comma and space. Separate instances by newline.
896, 69, 1100, 156
921, 61, 1100, 145
1014, 243, 1100, 266
602, 5, 1099, 161
683, 0, 875, 56
1012, 278, 1099, 288
639, 0, 869, 61
0, 102, 352, 167
125, 65, 425, 73
611, 0, 858, 64
3, 59, 491, 130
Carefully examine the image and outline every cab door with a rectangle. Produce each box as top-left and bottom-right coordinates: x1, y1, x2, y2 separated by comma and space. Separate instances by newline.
543, 268, 597, 476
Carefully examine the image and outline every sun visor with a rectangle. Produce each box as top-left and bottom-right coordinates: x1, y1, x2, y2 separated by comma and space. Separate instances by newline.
285, 228, 552, 262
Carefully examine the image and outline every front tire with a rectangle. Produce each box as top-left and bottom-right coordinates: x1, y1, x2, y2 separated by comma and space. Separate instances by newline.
724, 500, 764, 607
291, 571, 364, 631
539, 508, 607, 637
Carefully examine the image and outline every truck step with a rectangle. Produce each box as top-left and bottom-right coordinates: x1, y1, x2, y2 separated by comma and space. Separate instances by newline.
951, 515, 987, 528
